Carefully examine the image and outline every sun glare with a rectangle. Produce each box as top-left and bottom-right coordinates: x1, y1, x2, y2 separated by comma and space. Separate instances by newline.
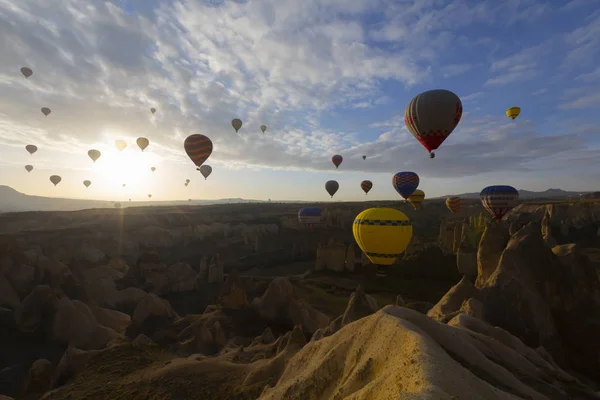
90, 147, 158, 188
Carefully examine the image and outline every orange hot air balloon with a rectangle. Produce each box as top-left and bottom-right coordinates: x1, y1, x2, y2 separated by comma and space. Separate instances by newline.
360, 180, 373, 194
445, 197, 461, 214
332, 155, 343, 168
184, 134, 213, 169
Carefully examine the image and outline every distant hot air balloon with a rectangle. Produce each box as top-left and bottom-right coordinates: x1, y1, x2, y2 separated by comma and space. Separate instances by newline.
83, 180, 91, 188
122, 184, 126, 187
129, 199, 131, 201
506, 107, 521, 120
186, 179, 190, 183
445, 197, 461, 214
20, 67, 33, 78
151, 167, 156, 172
407, 189, 425, 209
200, 165, 212, 180
25, 145, 37, 155
49, 175, 61, 186
361, 180, 373, 195
41, 107, 51, 116
298, 207, 322, 230
392, 171, 419, 200
352, 208, 413, 275
480, 185, 519, 220
260, 125, 267, 133
115, 140, 127, 151
362, 155, 366, 160
137, 137, 149, 152
184, 182, 189, 187
404, 89, 462, 158
232, 118, 243, 133
88, 149, 101, 163
148, 194, 152, 198
184, 134, 213, 169
325, 180, 339, 198
332, 155, 343, 168
150, 108, 156, 114
188, 199, 192, 202
25, 165, 33, 173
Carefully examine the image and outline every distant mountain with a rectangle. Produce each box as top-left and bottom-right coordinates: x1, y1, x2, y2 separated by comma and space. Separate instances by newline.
434, 188, 590, 200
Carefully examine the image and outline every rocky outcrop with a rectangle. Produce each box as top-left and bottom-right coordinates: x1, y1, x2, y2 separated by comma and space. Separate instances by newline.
23, 359, 54, 398
476, 221, 510, 285
427, 276, 478, 323
166, 262, 197, 292
129, 293, 179, 340
218, 269, 248, 308
207, 254, 224, 284
456, 238, 477, 281
315, 240, 346, 272
15, 285, 60, 333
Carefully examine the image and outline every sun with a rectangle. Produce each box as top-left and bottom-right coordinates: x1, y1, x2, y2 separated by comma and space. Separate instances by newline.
90, 147, 157, 187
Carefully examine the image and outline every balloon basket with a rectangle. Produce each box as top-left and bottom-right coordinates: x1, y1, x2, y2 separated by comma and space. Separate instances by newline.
375, 265, 388, 277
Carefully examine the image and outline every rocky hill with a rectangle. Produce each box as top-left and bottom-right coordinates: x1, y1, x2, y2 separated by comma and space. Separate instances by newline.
436, 188, 589, 200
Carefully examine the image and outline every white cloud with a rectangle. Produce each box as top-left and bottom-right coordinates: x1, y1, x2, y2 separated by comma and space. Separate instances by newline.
441, 63, 473, 78
485, 41, 552, 86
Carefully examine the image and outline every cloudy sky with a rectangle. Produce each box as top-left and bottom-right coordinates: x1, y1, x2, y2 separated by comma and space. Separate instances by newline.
1, 0, 599, 202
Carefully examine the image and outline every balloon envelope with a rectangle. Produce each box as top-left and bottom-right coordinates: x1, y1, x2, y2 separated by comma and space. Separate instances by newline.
184, 134, 213, 168
360, 180, 373, 194
407, 189, 425, 209
362, 155, 366, 160
151, 167, 156, 172
41, 107, 51, 116
21, 67, 33, 78
200, 165, 212, 180
480, 185, 519, 220
115, 140, 127, 151
25, 165, 33, 173
298, 207, 322, 227
445, 197, 461, 214
506, 107, 520, 120
49, 175, 61, 186
232, 118, 243, 132
25, 145, 37, 155
88, 149, 101, 162
332, 155, 343, 168
325, 180, 339, 197
392, 172, 419, 199
83, 180, 91, 188
150, 108, 156, 114
137, 137, 149, 151
260, 125, 267, 133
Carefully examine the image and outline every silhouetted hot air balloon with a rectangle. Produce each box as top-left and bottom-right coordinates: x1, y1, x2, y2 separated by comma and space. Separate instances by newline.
83, 180, 91, 188
325, 180, 339, 198
480, 185, 519, 220
41, 107, 51, 116
184, 134, 213, 169
392, 171, 419, 200
353, 208, 413, 276
88, 149, 101, 163
150, 108, 156, 114
404, 89, 462, 158
151, 167, 156, 172
200, 165, 212, 180
361, 180, 373, 195
184, 182, 189, 187
122, 184, 126, 187
25, 145, 37, 155
115, 140, 127, 151
407, 189, 425, 209
148, 194, 152, 198
186, 179, 190, 183
332, 155, 343, 168
445, 197, 461, 214
506, 107, 520, 120
260, 125, 267, 133
362, 155, 366, 160
137, 137, 149, 151
20, 67, 33, 78
232, 118, 243, 132
298, 207, 322, 230
25, 165, 33, 173
49, 175, 61, 186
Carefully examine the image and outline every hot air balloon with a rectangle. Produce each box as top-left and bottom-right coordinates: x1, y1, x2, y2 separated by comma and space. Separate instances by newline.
362, 155, 366, 160
361, 180, 373, 195
352, 208, 413, 275
298, 207, 322, 230
41, 107, 51, 117
151, 167, 156, 172
20, 67, 33, 78
260, 125, 267, 133
480, 185, 519, 220
332, 155, 343, 168
184, 182, 189, 187
25, 145, 37, 155
88, 149, 101, 163
150, 108, 156, 114
407, 189, 425, 209
506, 107, 520, 120
83, 180, 91, 188
232, 118, 243, 133
445, 197, 461, 214
404, 89, 462, 158
137, 137, 149, 151
148, 194, 152, 198
200, 165, 212, 180
122, 184, 126, 187
188, 199, 192, 202
49, 175, 61, 186
392, 172, 419, 200
325, 180, 339, 198
186, 179, 190, 183
184, 134, 213, 169
115, 140, 127, 151
25, 165, 33, 173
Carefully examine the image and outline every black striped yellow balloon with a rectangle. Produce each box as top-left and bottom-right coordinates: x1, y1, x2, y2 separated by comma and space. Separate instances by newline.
506, 107, 520, 120
407, 189, 425, 209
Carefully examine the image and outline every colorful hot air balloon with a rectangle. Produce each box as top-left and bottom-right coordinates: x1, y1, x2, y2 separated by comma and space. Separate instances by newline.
260, 125, 267, 133
445, 197, 461, 214
362, 155, 366, 160
506, 107, 520, 120
232, 118, 243, 132
392, 172, 419, 200
25, 145, 37, 155
298, 207, 322, 230
332, 155, 343, 168
20, 67, 33, 78
137, 137, 149, 151
407, 189, 425, 209
49, 175, 61, 186
83, 180, 91, 188
150, 108, 156, 114
480, 185, 519, 220
361, 180, 373, 195
41, 107, 51, 116
200, 165, 212, 180
325, 180, 339, 198
352, 208, 413, 273
115, 140, 127, 151
25, 165, 33, 173
88, 149, 101, 163
184, 134, 213, 169
404, 89, 462, 158
151, 167, 156, 172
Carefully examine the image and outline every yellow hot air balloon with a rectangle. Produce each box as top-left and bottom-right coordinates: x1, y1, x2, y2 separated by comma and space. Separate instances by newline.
115, 140, 127, 151
506, 106, 520, 120
407, 189, 425, 209
352, 208, 413, 268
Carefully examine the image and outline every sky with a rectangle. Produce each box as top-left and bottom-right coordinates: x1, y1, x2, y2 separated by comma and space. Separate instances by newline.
0, 0, 600, 202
